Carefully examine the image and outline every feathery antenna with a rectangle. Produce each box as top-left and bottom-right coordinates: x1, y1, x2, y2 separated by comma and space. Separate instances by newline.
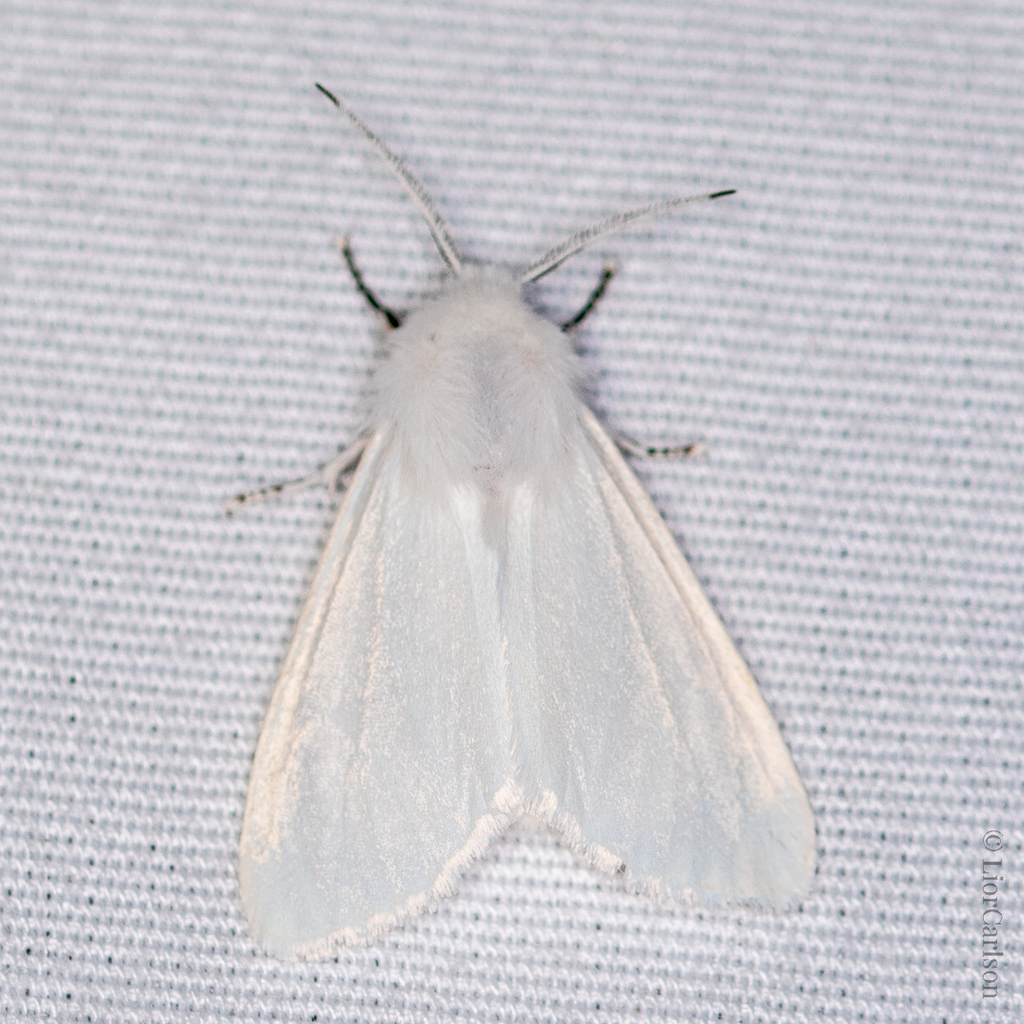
316, 84, 463, 276
316, 85, 734, 284
521, 190, 736, 284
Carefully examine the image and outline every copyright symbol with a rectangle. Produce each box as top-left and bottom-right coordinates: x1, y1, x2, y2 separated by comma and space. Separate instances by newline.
984, 830, 1003, 852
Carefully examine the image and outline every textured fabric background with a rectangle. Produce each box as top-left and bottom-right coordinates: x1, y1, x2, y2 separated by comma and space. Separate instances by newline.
1, 1, 1021, 1021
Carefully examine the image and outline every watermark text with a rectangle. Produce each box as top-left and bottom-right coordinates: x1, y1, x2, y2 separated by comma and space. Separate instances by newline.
981, 830, 1004, 1000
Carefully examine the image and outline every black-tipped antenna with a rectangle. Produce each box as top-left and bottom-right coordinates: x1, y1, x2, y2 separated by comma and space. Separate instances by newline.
316, 84, 463, 276
521, 190, 736, 284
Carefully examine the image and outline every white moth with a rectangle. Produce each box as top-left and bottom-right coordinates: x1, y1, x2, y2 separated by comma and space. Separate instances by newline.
237, 85, 816, 960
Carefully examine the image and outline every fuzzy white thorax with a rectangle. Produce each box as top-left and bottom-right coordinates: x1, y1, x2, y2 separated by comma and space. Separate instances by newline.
370, 268, 585, 514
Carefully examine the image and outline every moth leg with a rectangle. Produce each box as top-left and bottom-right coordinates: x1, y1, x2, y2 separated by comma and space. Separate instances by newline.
613, 430, 706, 460
561, 261, 617, 331
337, 236, 402, 329
225, 436, 371, 514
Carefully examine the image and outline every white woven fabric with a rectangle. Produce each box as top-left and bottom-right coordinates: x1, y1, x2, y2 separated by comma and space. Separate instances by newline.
1, 1, 1021, 1020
